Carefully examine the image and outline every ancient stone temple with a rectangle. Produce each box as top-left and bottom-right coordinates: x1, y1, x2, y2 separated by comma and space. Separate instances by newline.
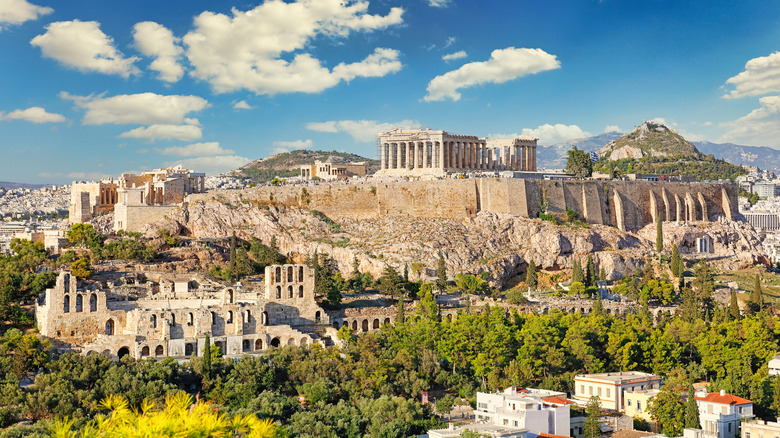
376, 128, 537, 176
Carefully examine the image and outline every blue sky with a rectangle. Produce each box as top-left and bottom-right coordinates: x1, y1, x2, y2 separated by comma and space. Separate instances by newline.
2, 0, 780, 183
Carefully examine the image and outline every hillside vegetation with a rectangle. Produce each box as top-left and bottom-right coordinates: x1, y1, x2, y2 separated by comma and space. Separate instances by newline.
236, 149, 379, 183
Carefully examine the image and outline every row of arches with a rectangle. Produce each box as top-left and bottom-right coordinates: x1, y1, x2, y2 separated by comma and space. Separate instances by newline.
271, 266, 305, 284
274, 285, 305, 300
332, 317, 392, 332
63, 293, 98, 313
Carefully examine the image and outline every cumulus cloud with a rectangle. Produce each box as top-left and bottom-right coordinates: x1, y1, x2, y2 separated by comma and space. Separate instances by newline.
423, 47, 560, 102
492, 124, 591, 145
0, 0, 52, 31
306, 119, 420, 142
118, 124, 203, 142
233, 100, 253, 110
720, 95, 780, 147
272, 139, 314, 154
428, 0, 451, 7
31, 20, 140, 77
723, 51, 780, 99
442, 51, 467, 62
1, 107, 66, 123
38, 171, 111, 180
604, 125, 622, 133
133, 21, 185, 82
170, 155, 251, 176
181, 0, 404, 94
157, 142, 233, 157
61, 92, 209, 125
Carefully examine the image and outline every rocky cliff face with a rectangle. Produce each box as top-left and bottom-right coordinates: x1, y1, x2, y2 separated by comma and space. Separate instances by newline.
144, 197, 766, 287
598, 121, 700, 160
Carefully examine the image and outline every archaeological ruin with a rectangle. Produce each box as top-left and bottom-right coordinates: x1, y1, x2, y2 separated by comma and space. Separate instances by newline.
376, 128, 537, 176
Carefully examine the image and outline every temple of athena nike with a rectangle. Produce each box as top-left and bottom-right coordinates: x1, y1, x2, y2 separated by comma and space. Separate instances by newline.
376, 128, 537, 176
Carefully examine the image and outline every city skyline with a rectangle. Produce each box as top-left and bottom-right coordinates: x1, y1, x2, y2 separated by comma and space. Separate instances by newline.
1, 0, 779, 183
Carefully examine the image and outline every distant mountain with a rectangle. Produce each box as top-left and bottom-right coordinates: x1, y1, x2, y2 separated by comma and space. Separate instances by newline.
695, 141, 780, 172
537, 132, 622, 169
598, 122, 699, 160
0, 181, 46, 190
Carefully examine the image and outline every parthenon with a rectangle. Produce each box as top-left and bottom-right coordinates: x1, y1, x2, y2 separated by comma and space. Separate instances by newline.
376, 128, 537, 176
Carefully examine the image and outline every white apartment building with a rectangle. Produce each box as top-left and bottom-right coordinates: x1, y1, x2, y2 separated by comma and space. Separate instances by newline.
573, 371, 662, 411
473, 387, 572, 438
768, 356, 780, 376
695, 390, 754, 438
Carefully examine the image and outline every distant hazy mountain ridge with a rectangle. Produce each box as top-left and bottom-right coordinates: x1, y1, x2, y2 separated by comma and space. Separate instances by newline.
597, 121, 700, 160
236, 149, 379, 183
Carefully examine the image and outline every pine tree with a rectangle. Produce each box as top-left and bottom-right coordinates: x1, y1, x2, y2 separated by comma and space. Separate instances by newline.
750, 273, 764, 312
685, 383, 701, 429
585, 255, 596, 287
526, 259, 538, 289
584, 396, 601, 438
203, 334, 212, 382
656, 214, 663, 253
436, 251, 447, 293
572, 260, 584, 284
729, 289, 741, 320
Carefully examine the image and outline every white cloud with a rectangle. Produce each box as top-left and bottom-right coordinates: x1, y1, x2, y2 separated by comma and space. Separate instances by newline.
442, 50, 467, 62
272, 139, 314, 154
1, 107, 66, 123
31, 20, 140, 77
118, 124, 203, 142
182, 0, 404, 94
649, 117, 670, 126
604, 125, 621, 133
133, 21, 185, 83
0, 0, 52, 30
306, 119, 420, 142
428, 0, 451, 7
233, 100, 253, 110
492, 124, 591, 145
170, 155, 251, 176
62, 92, 209, 125
702, 121, 713, 127
723, 51, 780, 99
720, 95, 780, 147
158, 142, 234, 157
423, 47, 560, 102
38, 171, 111, 180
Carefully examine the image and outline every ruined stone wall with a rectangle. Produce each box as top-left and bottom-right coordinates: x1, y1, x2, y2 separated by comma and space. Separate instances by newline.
114, 204, 178, 232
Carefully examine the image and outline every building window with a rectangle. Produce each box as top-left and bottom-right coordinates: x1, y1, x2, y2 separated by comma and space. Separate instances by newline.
188, 313, 194, 326
628, 400, 632, 407
637, 401, 641, 411
90, 294, 97, 312
63, 295, 70, 313
151, 314, 157, 328
589, 386, 593, 395
607, 388, 610, 398
75, 294, 83, 312
227, 311, 233, 323
581, 385, 584, 394
598, 387, 602, 397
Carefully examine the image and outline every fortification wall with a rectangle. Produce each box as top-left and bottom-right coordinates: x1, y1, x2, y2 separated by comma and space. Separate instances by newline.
187, 179, 738, 232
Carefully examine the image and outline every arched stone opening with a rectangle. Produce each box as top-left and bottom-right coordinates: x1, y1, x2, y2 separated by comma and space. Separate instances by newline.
75, 294, 83, 312
141, 346, 150, 357
362, 319, 369, 332
333, 321, 340, 329
287, 266, 293, 282
228, 289, 234, 303
275, 267, 281, 283
298, 285, 304, 298
155, 345, 164, 357
300, 337, 308, 346
242, 339, 251, 352
151, 314, 157, 328
315, 311, 321, 323
90, 294, 97, 312
446, 314, 452, 322
372, 319, 380, 329
262, 311, 269, 326
105, 319, 115, 336
117, 347, 130, 358
276, 286, 281, 299
287, 338, 295, 346
255, 339, 263, 350
352, 320, 358, 331
188, 313, 194, 326
298, 266, 304, 281
288, 285, 293, 299
270, 337, 280, 348
63, 295, 70, 313
185, 343, 194, 356
384, 317, 391, 325
227, 311, 233, 323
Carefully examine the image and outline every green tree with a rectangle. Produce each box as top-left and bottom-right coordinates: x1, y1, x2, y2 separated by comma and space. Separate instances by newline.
435, 395, 454, 422
203, 334, 212, 382
229, 231, 237, 275
396, 294, 405, 325
599, 267, 607, 281
436, 251, 447, 293
671, 244, 683, 277
526, 259, 538, 289
70, 257, 93, 278
685, 383, 701, 429
648, 386, 685, 437
566, 146, 593, 178
749, 274, 764, 313
572, 259, 585, 284
656, 214, 663, 253
585, 255, 596, 287
729, 289, 741, 320
379, 264, 403, 297
584, 396, 601, 438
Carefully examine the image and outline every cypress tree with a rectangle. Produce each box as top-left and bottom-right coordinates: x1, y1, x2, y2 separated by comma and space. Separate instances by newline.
229, 232, 237, 276
436, 251, 447, 293
572, 260, 584, 284
729, 289, 741, 320
403, 263, 409, 283
584, 396, 601, 438
203, 334, 212, 382
599, 267, 607, 281
656, 214, 663, 253
751, 274, 764, 312
585, 255, 596, 287
671, 244, 682, 277
526, 259, 538, 289
396, 295, 405, 325
685, 383, 701, 428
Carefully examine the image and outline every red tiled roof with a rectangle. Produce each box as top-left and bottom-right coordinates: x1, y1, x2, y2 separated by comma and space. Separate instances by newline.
542, 396, 576, 405
538, 433, 570, 438
695, 392, 752, 405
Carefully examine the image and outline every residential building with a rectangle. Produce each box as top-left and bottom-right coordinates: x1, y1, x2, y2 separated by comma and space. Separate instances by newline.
768, 355, 780, 376
573, 371, 662, 411
624, 389, 660, 421
428, 423, 526, 438
473, 387, 572, 438
695, 390, 754, 438
741, 419, 780, 438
